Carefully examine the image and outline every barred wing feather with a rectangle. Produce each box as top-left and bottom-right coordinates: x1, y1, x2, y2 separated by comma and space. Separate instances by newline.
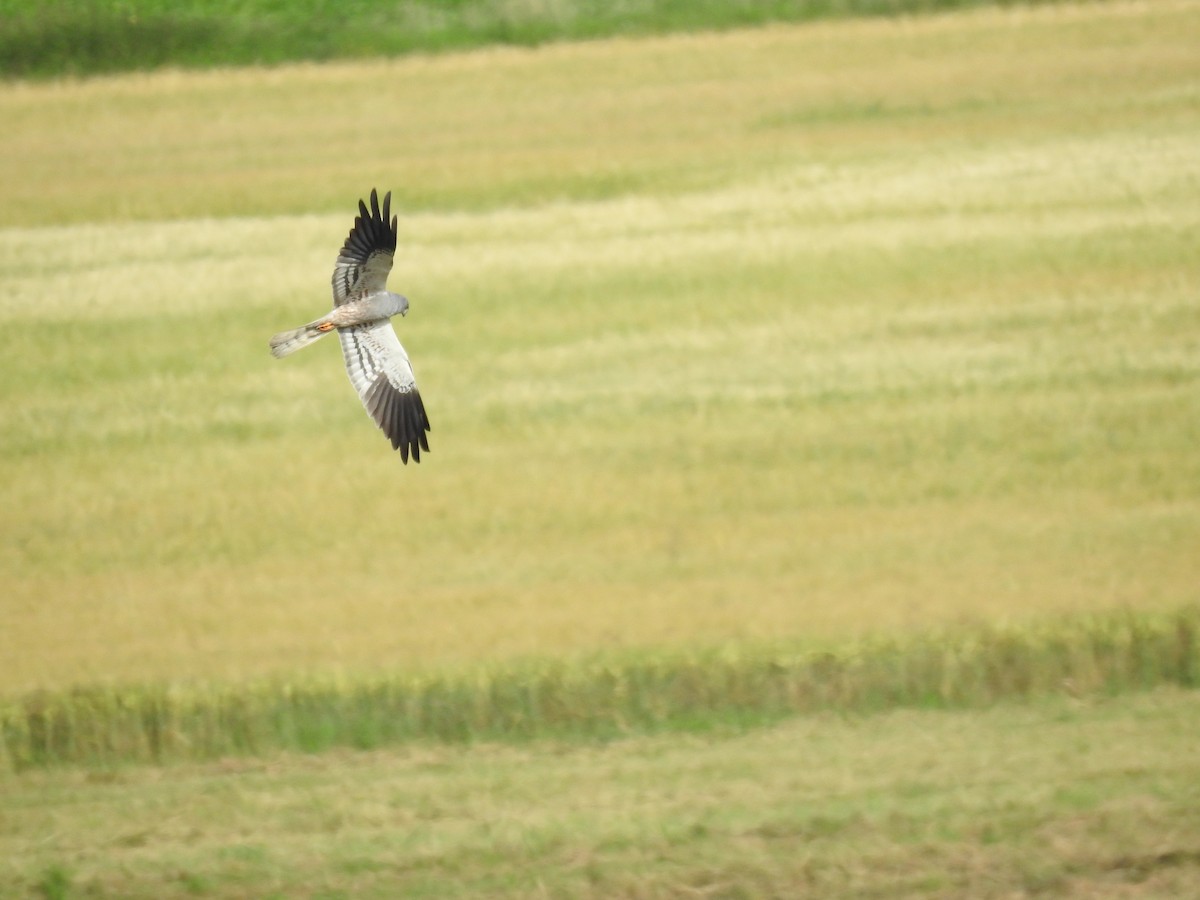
339, 321, 430, 463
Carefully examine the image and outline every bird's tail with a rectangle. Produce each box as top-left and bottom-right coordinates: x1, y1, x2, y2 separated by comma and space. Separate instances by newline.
269, 319, 334, 358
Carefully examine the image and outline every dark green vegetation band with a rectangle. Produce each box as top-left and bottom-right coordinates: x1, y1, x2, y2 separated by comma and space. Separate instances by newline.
2, 607, 1195, 771
2, 0, 1074, 80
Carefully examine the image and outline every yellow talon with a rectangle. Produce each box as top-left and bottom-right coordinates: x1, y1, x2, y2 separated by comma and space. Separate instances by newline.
317, 322, 335, 332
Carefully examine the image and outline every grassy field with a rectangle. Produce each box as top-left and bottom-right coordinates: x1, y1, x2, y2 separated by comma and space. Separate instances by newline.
3, 608, 1197, 770
1, 1, 1200, 892
1, 0, 1197, 693
4, 688, 1200, 897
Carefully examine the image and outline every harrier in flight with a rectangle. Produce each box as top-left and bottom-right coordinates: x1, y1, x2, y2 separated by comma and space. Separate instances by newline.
269, 189, 430, 463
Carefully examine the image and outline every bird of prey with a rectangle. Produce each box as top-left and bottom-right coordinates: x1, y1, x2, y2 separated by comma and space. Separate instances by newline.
269, 189, 430, 463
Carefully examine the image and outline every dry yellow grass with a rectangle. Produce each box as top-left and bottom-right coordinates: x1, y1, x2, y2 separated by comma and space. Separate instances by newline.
1, 0, 1198, 692
1, 0, 1197, 224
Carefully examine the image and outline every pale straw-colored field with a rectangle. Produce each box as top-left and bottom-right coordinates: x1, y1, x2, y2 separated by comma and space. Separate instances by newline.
1, 0, 1198, 692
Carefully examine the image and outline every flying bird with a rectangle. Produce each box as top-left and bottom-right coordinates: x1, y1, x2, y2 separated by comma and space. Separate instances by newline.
269, 189, 430, 463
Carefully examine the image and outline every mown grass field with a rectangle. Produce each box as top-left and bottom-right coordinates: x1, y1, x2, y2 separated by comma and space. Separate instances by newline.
1, 0, 1199, 894
4, 689, 1200, 897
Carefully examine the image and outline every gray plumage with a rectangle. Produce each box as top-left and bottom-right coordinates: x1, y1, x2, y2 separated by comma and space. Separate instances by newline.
269, 189, 431, 463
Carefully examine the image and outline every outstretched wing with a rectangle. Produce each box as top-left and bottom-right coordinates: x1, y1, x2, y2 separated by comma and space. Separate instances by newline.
339, 321, 431, 463
332, 189, 397, 308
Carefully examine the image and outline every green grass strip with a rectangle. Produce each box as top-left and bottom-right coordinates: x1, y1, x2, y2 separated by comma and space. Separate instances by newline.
2, 0, 1075, 80
2, 606, 1196, 771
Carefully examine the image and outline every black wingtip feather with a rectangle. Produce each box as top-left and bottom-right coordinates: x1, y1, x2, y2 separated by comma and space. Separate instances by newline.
339, 189, 398, 271
363, 373, 431, 464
